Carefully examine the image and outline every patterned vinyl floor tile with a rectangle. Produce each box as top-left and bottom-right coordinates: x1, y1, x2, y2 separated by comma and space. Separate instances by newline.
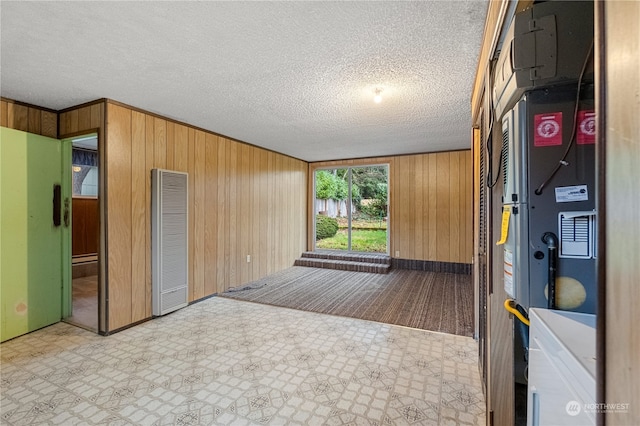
1, 297, 485, 425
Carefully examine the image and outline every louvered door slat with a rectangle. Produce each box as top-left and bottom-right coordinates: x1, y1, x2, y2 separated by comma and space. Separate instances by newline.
152, 169, 189, 316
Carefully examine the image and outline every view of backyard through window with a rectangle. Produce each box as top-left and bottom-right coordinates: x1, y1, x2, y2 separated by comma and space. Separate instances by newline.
314, 165, 388, 253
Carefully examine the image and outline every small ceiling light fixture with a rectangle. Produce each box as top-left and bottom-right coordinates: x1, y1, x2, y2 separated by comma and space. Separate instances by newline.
374, 88, 383, 104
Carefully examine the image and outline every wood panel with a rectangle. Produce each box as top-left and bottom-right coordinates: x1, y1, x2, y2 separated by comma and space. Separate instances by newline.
106, 104, 133, 330
427, 155, 438, 260
131, 111, 146, 323
436, 152, 451, 261
259, 150, 269, 278
193, 130, 206, 300
71, 198, 99, 256
228, 141, 238, 287
0, 100, 6, 128
414, 155, 424, 260
1, 99, 57, 138
8, 103, 28, 131
187, 128, 195, 302
216, 137, 228, 292
239, 144, 250, 286
144, 115, 156, 319
273, 154, 281, 277
253, 148, 262, 279
309, 152, 472, 264
59, 102, 104, 137
204, 133, 218, 296
103, 101, 307, 330
166, 122, 175, 170
28, 108, 41, 135
396, 156, 411, 258
605, 1, 640, 423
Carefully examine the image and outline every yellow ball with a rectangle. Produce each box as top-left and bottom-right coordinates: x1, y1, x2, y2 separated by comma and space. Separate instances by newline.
544, 276, 587, 310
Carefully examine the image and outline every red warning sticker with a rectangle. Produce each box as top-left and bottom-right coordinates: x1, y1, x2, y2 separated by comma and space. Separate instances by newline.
577, 110, 596, 145
534, 112, 563, 147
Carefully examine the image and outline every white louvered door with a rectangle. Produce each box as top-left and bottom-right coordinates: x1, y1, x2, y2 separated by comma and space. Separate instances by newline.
152, 169, 189, 316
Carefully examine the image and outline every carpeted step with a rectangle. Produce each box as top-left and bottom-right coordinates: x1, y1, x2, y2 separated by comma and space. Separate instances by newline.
299, 251, 391, 265
294, 257, 391, 274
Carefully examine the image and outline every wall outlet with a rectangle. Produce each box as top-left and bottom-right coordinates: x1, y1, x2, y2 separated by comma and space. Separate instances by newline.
395, 251, 400, 257
246, 255, 251, 263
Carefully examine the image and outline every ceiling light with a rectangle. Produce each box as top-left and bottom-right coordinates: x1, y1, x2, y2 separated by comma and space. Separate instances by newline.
374, 88, 383, 104
73, 166, 82, 172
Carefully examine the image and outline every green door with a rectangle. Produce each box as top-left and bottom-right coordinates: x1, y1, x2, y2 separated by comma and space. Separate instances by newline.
1, 127, 71, 342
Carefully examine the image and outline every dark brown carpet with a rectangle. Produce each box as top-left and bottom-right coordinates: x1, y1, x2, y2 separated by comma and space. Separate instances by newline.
220, 266, 473, 336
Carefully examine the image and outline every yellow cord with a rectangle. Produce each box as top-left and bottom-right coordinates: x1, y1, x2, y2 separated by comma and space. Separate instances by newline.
504, 299, 531, 326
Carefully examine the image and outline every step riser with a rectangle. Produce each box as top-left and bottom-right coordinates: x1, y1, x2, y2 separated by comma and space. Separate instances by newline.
300, 251, 391, 265
294, 258, 390, 274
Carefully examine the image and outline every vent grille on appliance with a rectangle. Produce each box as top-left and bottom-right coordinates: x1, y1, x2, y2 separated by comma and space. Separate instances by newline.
152, 169, 189, 316
558, 211, 596, 259
502, 128, 509, 188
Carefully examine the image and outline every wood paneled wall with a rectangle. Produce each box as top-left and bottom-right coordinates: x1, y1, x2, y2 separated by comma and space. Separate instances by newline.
72, 198, 99, 256
309, 150, 472, 265
105, 102, 307, 331
604, 1, 640, 423
1, 98, 57, 138
394, 151, 472, 264
59, 102, 105, 138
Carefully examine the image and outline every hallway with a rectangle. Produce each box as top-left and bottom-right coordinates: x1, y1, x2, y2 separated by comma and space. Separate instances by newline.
0, 297, 485, 425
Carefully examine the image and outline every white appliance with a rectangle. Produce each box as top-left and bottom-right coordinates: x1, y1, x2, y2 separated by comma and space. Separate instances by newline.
152, 169, 189, 316
527, 308, 596, 426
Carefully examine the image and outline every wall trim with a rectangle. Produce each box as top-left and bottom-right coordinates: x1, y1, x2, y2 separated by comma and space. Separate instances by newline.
392, 258, 472, 275
57, 98, 108, 114
309, 148, 472, 165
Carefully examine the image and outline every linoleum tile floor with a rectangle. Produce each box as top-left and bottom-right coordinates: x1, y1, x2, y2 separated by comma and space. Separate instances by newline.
0, 297, 485, 425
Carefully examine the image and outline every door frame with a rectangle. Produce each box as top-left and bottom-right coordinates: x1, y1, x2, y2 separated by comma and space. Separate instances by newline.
61, 131, 100, 332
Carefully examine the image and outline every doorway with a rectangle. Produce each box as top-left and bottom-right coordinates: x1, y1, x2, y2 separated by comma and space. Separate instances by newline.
65, 134, 99, 332
313, 165, 388, 253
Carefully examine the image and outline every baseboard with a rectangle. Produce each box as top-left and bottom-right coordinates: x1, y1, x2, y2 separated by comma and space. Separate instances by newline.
72, 261, 98, 278
72, 254, 98, 264
392, 258, 471, 275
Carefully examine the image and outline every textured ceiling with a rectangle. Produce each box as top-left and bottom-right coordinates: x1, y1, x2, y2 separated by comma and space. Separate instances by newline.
1, 1, 487, 162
